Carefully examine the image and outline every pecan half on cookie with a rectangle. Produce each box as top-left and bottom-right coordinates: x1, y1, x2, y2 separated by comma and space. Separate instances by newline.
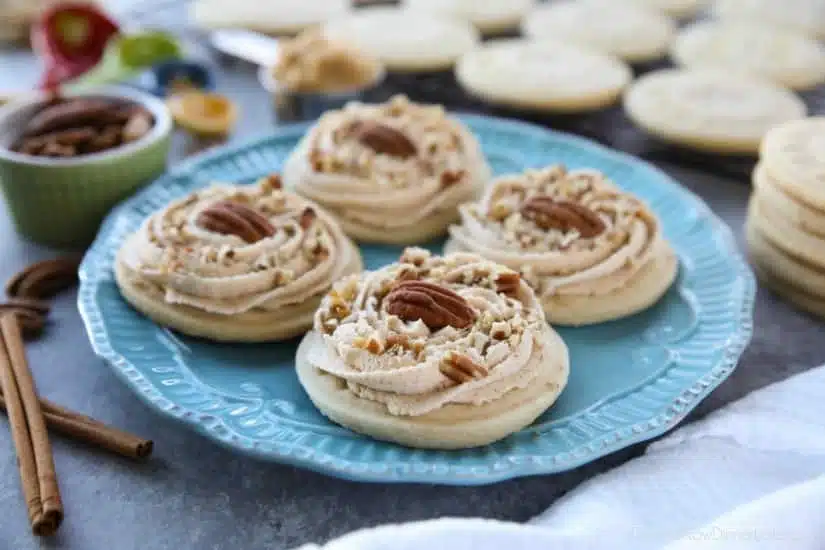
196, 201, 276, 243
521, 196, 606, 238
385, 280, 476, 330
351, 121, 417, 159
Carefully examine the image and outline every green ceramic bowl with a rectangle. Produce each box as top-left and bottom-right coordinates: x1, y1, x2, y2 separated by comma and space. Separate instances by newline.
0, 87, 172, 248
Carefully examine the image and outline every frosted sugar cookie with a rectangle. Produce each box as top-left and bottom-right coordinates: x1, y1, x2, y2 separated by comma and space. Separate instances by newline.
521, 0, 675, 63
624, 69, 806, 154
283, 95, 491, 244
192, 0, 349, 35
712, 0, 825, 40
297, 248, 570, 449
629, 0, 709, 18
671, 21, 825, 90
322, 7, 479, 72
115, 175, 362, 342
456, 39, 632, 113
446, 166, 678, 326
403, 0, 536, 35
759, 118, 825, 211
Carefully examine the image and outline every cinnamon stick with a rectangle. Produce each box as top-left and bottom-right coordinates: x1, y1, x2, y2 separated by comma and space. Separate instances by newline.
0, 391, 153, 459
0, 333, 43, 531
41, 398, 153, 459
0, 315, 63, 536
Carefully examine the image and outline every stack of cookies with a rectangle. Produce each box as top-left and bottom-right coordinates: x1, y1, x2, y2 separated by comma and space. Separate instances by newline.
745, 117, 825, 319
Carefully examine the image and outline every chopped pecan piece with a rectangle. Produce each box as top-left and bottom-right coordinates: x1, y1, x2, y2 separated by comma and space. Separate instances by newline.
328, 297, 351, 319
262, 173, 282, 190
440, 352, 488, 384
520, 196, 606, 238
495, 272, 521, 298
396, 266, 419, 282
353, 336, 383, 354
490, 321, 511, 340
299, 207, 317, 230
385, 281, 476, 330
385, 333, 409, 350
440, 169, 465, 188
398, 248, 430, 266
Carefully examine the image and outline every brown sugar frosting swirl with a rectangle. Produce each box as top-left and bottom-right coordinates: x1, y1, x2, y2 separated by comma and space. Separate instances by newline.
117, 175, 361, 317
283, 95, 491, 241
446, 165, 673, 302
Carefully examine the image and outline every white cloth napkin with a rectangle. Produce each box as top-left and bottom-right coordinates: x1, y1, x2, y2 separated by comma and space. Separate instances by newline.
296, 364, 825, 550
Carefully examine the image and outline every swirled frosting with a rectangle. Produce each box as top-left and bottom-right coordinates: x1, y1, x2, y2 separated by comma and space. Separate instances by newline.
283, 95, 491, 232
310, 248, 567, 416
118, 176, 359, 315
447, 165, 670, 299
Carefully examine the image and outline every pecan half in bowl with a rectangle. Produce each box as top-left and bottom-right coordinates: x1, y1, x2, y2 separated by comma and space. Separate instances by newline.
0, 86, 172, 247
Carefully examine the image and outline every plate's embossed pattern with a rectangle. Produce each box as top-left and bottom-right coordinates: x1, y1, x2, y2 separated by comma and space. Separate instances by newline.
78, 116, 755, 485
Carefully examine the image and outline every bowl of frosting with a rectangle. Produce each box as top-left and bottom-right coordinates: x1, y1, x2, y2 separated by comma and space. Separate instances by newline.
258, 29, 386, 122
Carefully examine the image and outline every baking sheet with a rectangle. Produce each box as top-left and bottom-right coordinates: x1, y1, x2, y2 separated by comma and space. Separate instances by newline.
375, 70, 825, 182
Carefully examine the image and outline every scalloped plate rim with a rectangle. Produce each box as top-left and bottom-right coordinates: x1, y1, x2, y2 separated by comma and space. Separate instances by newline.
78, 114, 756, 485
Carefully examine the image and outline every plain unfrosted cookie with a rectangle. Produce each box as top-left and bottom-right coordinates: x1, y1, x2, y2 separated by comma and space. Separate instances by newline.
521, 0, 675, 63
750, 262, 825, 319
629, 0, 709, 18
456, 39, 632, 112
759, 117, 825, 211
751, 164, 825, 239
624, 69, 806, 154
745, 215, 825, 319
322, 7, 479, 72
298, 249, 570, 449
671, 21, 825, 90
403, 0, 535, 34
749, 194, 825, 271
192, 0, 350, 34
712, 0, 825, 40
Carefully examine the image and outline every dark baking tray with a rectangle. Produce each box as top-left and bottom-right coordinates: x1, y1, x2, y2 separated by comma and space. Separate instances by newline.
193, 0, 823, 183
132, 0, 822, 182
369, 69, 824, 183
344, 0, 825, 181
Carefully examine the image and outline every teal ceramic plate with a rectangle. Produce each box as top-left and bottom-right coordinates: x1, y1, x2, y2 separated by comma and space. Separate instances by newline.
78, 115, 755, 485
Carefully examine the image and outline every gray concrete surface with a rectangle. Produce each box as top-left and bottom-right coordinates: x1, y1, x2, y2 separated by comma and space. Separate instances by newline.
1, 49, 824, 550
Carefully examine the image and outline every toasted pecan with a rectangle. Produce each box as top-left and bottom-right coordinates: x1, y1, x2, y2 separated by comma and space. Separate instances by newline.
520, 196, 606, 238
196, 201, 275, 243
6, 258, 80, 300
439, 352, 488, 384
385, 281, 476, 331
351, 120, 417, 159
